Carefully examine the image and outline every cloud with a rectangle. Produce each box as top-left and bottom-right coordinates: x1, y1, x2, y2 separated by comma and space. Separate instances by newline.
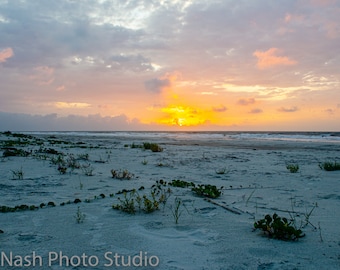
0, 111, 143, 131
212, 105, 227, 112
278, 106, 299, 112
29, 66, 55, 85
0, 47, 14, 63
54, 102, 91, 109
107, 54, 154, 72
249, 108, 263, 114
238, 98, 256, 106
144, 78, 171, 93
56, 85, 66, 91
310, 0, 336, 7
324, 108, 334, 114
253, 48, 297, 69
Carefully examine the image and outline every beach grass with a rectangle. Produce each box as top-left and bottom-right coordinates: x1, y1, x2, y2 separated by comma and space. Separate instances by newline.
319, 161, 340, 171
286, 163, 299, 173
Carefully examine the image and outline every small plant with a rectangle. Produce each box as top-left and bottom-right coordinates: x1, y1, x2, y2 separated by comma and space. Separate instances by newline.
77, 153, 89, 160
319, 161, 340, 171
192, 184, 222, 199
51, 155, 65, 165
141, 159, 148, 165
131, 143, 142, 149
215, 167, 228, 175
113, 181, 171, 214
57, 165, 67, 174
82, 163, 95, 176
170, 197, 184, 224
11, 167, 24, 180
112, 190, 137, 214
75, 206, 86, 223
47, 201, 56, 207
143, 142, 163, 152
151, 180, 171, 209
254, 213, 305, 241
286, 163, 299, 173
169, 179, 195, 188
66, 155, 81, 171
142, 194, 159, 213
111, 169, 134, 180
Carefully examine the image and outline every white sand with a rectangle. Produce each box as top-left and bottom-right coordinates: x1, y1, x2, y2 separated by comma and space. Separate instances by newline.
0, 132, 339, 269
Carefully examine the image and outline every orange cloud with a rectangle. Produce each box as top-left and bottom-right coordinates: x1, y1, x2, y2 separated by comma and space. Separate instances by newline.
55, 102, 91, 109
253, 48, 297, 69
0, 47, 14, 63
212, 105, 227, 112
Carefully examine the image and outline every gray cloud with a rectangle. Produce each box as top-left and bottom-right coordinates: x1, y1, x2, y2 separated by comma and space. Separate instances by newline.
212, 105, 227, 112
249, 108, 263, 114
144, 78, 171, 93
0, 111, 143, 131
278, 106, 299, 113
238, 98, 256, 106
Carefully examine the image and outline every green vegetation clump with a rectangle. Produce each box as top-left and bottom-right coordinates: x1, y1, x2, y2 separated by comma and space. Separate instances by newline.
112, 190, 160, 214
130, 143, 143, 149
143, 142, 163, 152
111, 169, 134, 180
254, 213, 305, 241
192, 184, 222, 199
286, 163, 299, 173
11, 167, 24, 180
128, 142, 163, 152
319, 161, 340, 171
113, 181, 171, 214
169, 179, 195, 188
3, 148, 30, 157
0, 204, 40, 213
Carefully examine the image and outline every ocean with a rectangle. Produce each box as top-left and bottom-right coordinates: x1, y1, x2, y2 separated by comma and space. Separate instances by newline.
26, 131, 340, 144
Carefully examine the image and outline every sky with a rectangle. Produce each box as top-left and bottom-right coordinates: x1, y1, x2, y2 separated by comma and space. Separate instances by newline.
0, 0, 340, 131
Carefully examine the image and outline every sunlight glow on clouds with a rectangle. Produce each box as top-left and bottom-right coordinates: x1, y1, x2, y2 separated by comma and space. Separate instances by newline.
55, 102, 92, 109
158, 105, 207, 127
0, 47, 13, 63
253, 48, 297, 69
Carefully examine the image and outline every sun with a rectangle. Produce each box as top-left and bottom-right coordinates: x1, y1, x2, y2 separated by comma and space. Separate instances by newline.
157, 105, 208, 127
177, 118, 185, 127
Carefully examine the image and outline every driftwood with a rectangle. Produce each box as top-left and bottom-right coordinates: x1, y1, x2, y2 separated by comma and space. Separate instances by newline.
204, 198, 242, 215
256, 206, 304, 215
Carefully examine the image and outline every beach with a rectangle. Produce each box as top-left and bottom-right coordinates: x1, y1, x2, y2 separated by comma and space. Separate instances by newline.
0, 131, 339, 269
